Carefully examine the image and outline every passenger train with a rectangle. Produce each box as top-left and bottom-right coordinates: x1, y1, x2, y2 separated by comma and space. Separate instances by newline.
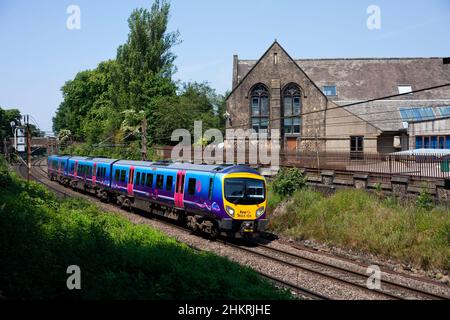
47, 155, 268, 238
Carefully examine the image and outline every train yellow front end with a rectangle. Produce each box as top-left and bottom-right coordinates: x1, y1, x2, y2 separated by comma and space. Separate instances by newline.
222, 172, 268, 237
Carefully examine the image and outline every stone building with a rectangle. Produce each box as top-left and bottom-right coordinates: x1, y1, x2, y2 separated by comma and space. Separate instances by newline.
226, 41, 450, 154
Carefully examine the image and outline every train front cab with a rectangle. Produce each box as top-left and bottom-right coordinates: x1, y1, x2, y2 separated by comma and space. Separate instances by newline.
219, 171, 268, 239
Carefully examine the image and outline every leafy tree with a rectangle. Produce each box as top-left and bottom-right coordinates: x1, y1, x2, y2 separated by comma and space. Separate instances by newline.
115, 0, 179, 143
53, 0, 226, 155
152, 82, 225, 145
53, 60, 118, 141
1, 108, 21, 140
0, 107, 8, 140
1, 108, 45, 140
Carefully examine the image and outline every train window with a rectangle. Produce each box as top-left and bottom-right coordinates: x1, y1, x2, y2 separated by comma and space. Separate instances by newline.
136, 172, 141, 186
96, 167, 101, 177
166, 176, 173, 192
188, 178, 196, 196
156, 175, 164, 189
208, 178, 214, 200
114, 170, 119, 182
146, 173, 153, 188
120, 170, 126, 183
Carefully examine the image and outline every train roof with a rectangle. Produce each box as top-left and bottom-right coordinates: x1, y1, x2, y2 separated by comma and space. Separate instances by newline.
55, 155, 261, 175
68, 156, 91, 161
92, 158, 119, 164
114, 160, 156, 167
114, 161, 260, 174
49, 155, 71, 160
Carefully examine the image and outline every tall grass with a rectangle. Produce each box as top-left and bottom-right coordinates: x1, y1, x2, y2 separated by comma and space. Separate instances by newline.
0, 158, 292, 300
269, 188, 450, 271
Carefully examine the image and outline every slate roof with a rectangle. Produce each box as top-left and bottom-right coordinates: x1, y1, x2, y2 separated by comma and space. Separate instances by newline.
236, 57, 450, 100
233, 44, 450, 132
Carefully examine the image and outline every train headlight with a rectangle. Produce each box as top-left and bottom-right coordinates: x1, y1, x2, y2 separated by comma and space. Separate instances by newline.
256, 206, 265, 218
226, 206, 235, 217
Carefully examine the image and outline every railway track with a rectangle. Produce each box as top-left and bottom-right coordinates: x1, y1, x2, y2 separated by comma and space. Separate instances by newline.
240, 242, 449, 300
21, 158, 450, 300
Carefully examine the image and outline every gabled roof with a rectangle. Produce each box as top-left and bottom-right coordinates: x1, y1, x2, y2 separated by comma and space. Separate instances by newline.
227, 41, 327, 101
230, 42, 450, 132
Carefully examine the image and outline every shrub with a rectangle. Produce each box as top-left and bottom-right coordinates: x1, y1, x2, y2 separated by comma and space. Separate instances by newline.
271, 168, 307, 197
417, 189, 433, 211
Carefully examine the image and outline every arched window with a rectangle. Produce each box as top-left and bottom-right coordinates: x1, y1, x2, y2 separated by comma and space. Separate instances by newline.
250, 84, 270, 133
283, 84, 302, 134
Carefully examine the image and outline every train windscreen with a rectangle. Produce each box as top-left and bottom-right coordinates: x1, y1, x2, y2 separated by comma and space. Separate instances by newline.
224, 178, 265, 205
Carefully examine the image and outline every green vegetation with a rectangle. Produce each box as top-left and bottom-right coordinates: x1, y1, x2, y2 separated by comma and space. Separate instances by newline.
271, 168, 307, 197
53, 0, 226, 157
268, 187, 450, 271
0, 158, 291, 299
0, 107, 44, 139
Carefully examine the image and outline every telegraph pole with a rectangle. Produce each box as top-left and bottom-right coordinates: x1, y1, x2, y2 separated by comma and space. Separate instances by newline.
26, 115, 31, 183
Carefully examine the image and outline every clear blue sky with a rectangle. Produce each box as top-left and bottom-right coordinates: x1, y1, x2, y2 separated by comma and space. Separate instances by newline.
0, 0, 449, 132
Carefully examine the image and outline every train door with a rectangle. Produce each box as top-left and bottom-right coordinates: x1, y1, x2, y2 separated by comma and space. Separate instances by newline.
58, 160, 61, 176
175, 170, 186, 208
92, 162, 97, 186
127, 166, 135, 196
74, 161, 78, 178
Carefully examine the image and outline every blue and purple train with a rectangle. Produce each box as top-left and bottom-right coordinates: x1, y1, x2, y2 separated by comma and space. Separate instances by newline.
47, 155, 268, 238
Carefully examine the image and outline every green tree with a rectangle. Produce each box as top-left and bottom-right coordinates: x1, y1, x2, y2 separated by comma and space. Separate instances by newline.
152, 82, 224, 145
115, 0, 179, 143
53, 0, 228, 155
53, 60, 118, 141
0, 108, 21, 140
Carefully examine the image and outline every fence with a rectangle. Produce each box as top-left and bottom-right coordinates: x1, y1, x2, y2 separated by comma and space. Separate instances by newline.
154, 146, 450, 180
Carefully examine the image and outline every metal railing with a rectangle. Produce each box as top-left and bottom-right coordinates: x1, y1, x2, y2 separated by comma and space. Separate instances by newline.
154, 146, 450, 179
